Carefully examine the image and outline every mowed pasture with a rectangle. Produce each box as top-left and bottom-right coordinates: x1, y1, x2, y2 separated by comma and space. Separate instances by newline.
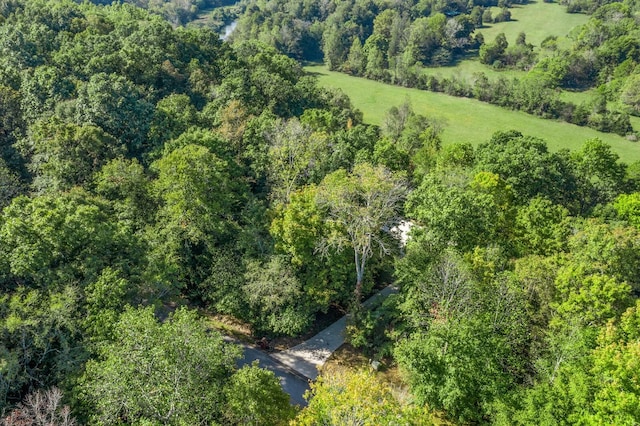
420, 1, 589, 85
479, 1, 589, 47
421, 58, 527, 85
306, 65, 640, 163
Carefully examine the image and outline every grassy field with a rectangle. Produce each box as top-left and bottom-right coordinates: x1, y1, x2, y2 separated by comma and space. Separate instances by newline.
480, 1, 589, 47
418, 2, 590, 92
422, 58, 527, 84
559, 89, 597, 104
306, 65, 640, 162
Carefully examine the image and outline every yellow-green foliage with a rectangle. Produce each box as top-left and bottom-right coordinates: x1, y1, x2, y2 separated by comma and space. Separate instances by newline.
292, 368, 434, 426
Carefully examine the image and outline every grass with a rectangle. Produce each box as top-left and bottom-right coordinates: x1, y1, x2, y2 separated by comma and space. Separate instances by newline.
559, 88, 597, 104
417, 2, 590, 94
480, 1, 589, 47
421, 57, 527, 84
306, 64, 640, 162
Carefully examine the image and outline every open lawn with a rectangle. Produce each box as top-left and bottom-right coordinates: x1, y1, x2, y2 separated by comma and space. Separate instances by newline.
306, 65, 640, 163
559, 88, 597, 105
480, 1, 589, 47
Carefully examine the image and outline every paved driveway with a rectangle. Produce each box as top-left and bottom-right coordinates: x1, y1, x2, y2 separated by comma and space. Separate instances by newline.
223, 286, 397, 405
270, 285, 398, 380
225, 337, 311, 407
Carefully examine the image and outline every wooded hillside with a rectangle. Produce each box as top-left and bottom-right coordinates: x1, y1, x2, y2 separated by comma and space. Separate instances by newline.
0, 0, 639, 424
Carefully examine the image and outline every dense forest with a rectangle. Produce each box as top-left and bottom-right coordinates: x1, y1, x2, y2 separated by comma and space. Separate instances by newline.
0, 0, 639, 424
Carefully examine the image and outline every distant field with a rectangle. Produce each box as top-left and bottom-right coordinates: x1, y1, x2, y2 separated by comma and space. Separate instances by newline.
306, 65, 640, 163
422, 58, 527, 84
480, 1, 589, 46
559, 89, 596, 104
419, 2, 589, 90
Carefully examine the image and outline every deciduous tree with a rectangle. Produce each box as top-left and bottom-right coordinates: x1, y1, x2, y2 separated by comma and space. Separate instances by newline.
317, 163, 407, 302
81, 307, 241, 425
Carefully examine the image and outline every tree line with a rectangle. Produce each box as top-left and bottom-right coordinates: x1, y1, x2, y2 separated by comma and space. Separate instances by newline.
87, 0, 239, 26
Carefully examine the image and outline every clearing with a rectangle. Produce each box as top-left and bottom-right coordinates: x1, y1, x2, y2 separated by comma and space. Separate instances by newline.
479, 1, 589, 47
306, 65, 640, 163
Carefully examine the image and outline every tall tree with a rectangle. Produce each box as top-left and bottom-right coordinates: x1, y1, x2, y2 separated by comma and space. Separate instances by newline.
316, 163, 407, 302
24, 118, 124, 193
224, 363, 296, 426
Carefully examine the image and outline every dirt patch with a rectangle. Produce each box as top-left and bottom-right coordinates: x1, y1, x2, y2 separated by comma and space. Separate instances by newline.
204, 313, 254, 343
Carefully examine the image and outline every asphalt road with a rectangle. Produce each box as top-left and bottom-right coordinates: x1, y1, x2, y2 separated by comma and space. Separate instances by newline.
229, 339, 311, 407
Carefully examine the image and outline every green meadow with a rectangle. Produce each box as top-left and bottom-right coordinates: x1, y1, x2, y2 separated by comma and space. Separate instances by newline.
420, 1, 589, 85
421, 58, 527, 84
306, 65, 640, 162
479, 1, 589, 47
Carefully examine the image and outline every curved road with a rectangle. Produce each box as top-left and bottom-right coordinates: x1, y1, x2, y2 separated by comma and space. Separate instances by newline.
224, 285, 398, 407
224, 337, 310, 407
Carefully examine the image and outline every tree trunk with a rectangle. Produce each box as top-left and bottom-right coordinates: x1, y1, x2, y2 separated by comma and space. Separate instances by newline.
354, 277, 363, 303
354, 250, 363, 303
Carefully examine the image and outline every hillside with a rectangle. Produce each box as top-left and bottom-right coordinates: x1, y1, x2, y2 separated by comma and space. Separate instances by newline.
0, 0, 639, 424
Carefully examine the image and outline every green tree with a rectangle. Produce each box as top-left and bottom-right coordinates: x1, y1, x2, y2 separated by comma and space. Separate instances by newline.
20, 65, 74, 125
475, 130, 575, 207
399, 249, 476, 328
317, 163, 407, 302
0, 159, 24, 209
395, 316, 514, 423
0, 85, 27, 175
587, 301, 640, 424
224, 363, 296, 425
149, 143, 246, 296
0, 286, 83, 410
0, 189, 141, 290
24, 117, 125, 192
567, 220, 640, 292
553, 266, 632, 328
498, 302, 640, 425
93, 157, 155, 232
479, 32, 508, 66
81, 307, 241, 425
266, 119, 329, 203
153, 143, 238, 235
75, 72, 153, 155
572, 138, 627, 213
406, 170, 509, 252
620, 73, 640, 115
514, 197, 571, 256
243, 255, 312, 336
344, 37, 365, 75
614, 192, 640, 227
270, 185, 353, 310
147, 94, 199, 155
